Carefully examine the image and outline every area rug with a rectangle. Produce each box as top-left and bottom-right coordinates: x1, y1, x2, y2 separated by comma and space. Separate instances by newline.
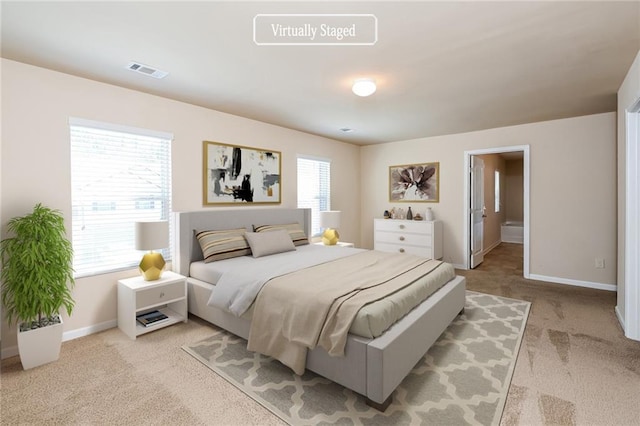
182, 291, 530, 425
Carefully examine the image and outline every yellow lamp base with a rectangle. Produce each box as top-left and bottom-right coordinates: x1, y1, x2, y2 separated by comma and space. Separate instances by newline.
139, 252, 166, 281
322, 228, 340, 245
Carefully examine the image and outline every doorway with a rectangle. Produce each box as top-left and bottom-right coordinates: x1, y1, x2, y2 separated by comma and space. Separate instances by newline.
463, 146, 530, 278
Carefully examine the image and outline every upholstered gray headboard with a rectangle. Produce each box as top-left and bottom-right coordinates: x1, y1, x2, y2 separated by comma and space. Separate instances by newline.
172, 208, 312, 277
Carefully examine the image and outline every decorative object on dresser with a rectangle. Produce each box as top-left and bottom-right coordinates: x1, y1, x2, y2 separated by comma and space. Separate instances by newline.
374, 218, 443, 259
319, 210, 341, 245
389, 162, 439, 202
203, 140, 281, 205
117, 271, 187, 340
424, 207, 435, 220
135, 220, 169, 281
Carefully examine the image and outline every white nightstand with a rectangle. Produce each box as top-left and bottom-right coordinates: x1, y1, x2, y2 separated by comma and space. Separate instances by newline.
117, 271, 188, 340
313, 241, 355, 248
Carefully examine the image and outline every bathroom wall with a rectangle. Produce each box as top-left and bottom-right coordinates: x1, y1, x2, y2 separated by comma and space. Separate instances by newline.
505, 158, 524, 222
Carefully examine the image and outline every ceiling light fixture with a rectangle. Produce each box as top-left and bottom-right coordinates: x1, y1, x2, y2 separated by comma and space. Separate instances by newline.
352, 78, 376, 97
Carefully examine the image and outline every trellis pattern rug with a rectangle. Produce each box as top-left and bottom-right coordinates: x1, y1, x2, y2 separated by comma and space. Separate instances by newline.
182, 291, 530, 425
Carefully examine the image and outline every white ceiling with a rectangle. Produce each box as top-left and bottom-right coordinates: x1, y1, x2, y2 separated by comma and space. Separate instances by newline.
2, 1, 639, 145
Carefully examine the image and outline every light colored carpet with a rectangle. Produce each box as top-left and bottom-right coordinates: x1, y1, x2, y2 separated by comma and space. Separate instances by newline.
2, 243, 639, 424
460, 243, 640, 425
182, 291, 530, 425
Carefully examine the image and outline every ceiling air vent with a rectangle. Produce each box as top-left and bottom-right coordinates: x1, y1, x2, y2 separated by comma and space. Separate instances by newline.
127, 62, 169, 79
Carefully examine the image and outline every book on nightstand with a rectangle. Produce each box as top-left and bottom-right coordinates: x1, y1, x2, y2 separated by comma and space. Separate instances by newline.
136, 310, 169, 327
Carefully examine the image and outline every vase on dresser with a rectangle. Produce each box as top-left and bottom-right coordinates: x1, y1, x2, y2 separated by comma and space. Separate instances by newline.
424, 207, 435, 221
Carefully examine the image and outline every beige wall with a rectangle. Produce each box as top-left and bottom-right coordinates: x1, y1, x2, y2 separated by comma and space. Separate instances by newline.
505, 159, 524, 222
617, 49, 640, 322
0, 56, 622, 355
0, 59, 361, 355
360, 113, 617, 286
477, 154, 506, 252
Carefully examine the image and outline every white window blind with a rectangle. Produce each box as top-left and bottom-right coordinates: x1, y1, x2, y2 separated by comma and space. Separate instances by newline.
297, 156, 331, 237
70, 118, 172, 277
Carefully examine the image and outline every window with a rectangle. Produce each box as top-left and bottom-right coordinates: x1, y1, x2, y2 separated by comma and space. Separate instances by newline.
297, 156, 331, 237
70, 118, 172, 277
495, 170, 501, 213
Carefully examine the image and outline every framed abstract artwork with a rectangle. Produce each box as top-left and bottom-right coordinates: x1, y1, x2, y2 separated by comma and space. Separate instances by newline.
203, 141, 281, 205
389, 162, 439, 202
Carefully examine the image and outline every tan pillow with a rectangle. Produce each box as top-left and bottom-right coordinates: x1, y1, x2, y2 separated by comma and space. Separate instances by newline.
253, 222, 309, 246
244, 230, 296, 258
195, 228, 251, 263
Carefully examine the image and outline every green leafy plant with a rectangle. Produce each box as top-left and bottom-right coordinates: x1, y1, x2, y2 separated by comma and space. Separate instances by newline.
1, 204, 75, 331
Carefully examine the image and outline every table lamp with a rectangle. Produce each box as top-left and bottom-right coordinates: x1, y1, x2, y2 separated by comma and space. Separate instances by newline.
135, 220, 169, 281
320, 210, 341, 245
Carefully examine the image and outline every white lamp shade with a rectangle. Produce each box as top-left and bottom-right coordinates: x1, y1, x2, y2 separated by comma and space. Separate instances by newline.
135, 221, 169, 251
320, 210, 341, 229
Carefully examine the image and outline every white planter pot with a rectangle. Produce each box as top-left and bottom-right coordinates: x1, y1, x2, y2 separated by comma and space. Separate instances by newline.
17, 318, 63, 370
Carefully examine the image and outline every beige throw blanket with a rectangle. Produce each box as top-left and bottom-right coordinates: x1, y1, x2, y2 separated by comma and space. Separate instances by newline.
247, 250, 445, 374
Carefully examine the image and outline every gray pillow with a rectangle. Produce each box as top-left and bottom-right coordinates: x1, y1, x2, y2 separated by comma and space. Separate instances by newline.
244, 229, 296, 258
253, 222, 309, 246
195, 228, 251, 263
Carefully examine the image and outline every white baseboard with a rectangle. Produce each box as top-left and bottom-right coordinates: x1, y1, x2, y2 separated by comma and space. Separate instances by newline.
501, 237, 524, 244
1, 319, 117, 360
528, 273, 617, 292
615, 305, 625, 331
483, 240, 502, 256
1, 345, 18, 360
62, 319, 117, 341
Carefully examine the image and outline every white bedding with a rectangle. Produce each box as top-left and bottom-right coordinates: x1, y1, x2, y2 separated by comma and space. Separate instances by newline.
191, 245, 456, 339
203, 244, 364, 316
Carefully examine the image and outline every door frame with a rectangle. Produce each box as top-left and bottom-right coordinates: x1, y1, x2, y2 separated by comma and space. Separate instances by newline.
463, 145, 530, 278
622, 99, 640, 340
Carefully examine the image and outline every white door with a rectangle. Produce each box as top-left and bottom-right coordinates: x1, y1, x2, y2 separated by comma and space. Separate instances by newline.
470, 156, 485, 268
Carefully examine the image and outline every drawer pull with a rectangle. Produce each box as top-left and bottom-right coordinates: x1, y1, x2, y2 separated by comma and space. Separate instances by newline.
159, 292, 165, 298
399, 236, 405, 241
399, 248, 405, 253
399, 224, 405, 229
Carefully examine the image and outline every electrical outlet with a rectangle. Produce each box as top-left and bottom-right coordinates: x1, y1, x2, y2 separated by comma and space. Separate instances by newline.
595, 258, 605, 269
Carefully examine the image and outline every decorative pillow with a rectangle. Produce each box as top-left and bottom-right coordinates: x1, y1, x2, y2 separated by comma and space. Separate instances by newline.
244, 230, 296, 258
252, 222, 309, 246
195, 228, 251, 263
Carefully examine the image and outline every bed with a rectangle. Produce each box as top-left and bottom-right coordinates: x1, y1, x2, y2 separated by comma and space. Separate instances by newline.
172, 208, 466, 410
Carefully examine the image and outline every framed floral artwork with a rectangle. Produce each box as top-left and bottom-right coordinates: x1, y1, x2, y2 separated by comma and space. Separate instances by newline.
203, 141, 281, 205
389, 162, 439, 202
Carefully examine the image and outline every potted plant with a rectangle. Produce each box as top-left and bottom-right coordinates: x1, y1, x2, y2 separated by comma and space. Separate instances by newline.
1, 203, 75, 369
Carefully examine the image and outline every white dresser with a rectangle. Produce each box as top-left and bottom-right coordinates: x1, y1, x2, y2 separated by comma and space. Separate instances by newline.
374, 219, 443, 259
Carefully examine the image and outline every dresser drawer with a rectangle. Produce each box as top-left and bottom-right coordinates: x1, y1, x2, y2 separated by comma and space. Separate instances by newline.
375, 219, 432, 235
136, 281, 185, 309
375, 230, 432, 247
374, 242, 433, 258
